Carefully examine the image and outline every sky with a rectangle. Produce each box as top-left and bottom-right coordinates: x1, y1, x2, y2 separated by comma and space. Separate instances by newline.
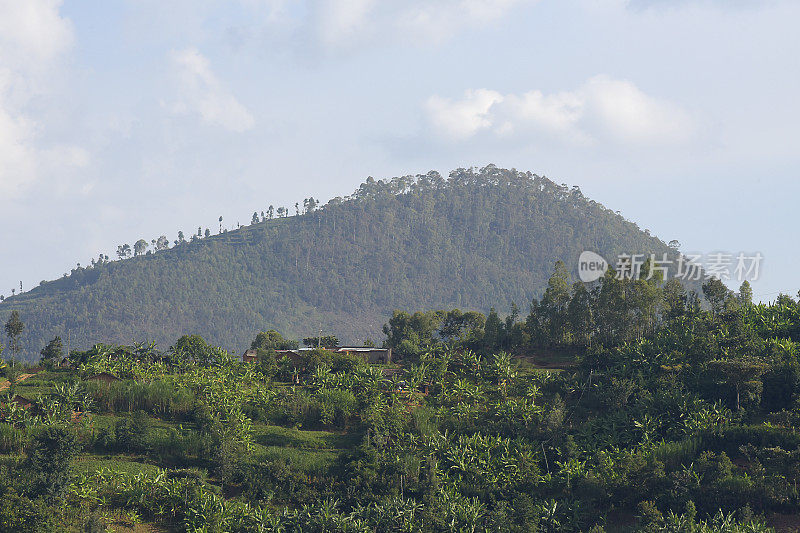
0, 0, 798, 302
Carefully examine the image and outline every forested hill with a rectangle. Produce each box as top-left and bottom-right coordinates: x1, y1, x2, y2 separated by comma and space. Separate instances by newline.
2, 165, 678, 361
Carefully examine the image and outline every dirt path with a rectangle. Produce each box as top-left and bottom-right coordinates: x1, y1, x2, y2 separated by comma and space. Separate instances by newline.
0, 372, 36, 392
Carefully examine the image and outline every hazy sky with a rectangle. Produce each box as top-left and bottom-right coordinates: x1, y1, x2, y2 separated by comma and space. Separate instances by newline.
1, 0, 798, 302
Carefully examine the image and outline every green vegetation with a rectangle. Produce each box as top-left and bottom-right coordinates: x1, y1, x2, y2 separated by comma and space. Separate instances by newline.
0, 166, 680, 362
1, 276, 800, 531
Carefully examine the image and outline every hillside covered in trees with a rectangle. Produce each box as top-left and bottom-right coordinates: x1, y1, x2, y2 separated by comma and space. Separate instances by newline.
0, 165, 679, 361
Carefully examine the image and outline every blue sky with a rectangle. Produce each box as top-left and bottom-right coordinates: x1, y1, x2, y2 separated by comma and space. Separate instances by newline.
0, 0, 798, 302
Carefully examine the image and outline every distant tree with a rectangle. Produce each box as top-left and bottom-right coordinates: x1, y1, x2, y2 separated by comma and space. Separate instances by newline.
535, 261, 572, 345
439, 309, 485, 346
134, 239, 148, 256
153, 235, 169, 252
175, 231, 186, 246
277, 207, 286, 218
708, 359, 768, 411
197, 226, 202, 237
4, 310, 24, 356
303, 198, 318, 214
116, 244, 131, 259
567, 282, 592, 346
703, 277, 730, 317
383, 310, 444, 356
219, 216, 223, 233
40, 336, 64, 364
260, 211, 265, 221
303, 335, 339, 349
483, 308, 503, 351
204, 228, 211, 238
668, 240, 681, 250
295, 202, 300, 216
738, 280, 753, 308
661, 278, 688, 320
171, 335, 230, 366
267, 205, 274, 219
251, 330, 297, 351
251, 212, 259, 225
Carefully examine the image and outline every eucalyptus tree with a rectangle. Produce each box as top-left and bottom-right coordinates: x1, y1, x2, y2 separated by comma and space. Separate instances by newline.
116, 243, 131, 259
155, 235, 169, 251
133, 239, 148, 256
4, 310, 24, 356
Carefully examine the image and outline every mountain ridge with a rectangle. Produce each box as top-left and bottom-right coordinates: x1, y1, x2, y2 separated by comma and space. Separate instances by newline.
0, 165, 680, 361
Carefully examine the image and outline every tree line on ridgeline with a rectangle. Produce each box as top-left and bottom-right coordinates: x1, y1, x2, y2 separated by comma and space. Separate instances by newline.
0, 166, 683, 361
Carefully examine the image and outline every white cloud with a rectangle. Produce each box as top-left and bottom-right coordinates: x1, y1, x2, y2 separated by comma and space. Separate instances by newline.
581, 76, 694, 144
0, 0, 81, 197
0, 0, 73, 69
425, 75, 696, 146
169, 47, 255, 132
426, 89, 503, 141
312, 0, 534, 49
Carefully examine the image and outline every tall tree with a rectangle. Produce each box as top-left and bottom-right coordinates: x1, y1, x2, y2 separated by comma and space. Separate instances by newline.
483, 308, 503, 351
134, 239, 148, 256
708, 358, 768, 411
116, 244, 131, 259
703, 277, 730, 318
567, 282, 592, 347
661, 278, 688, 321
738, 280, 753, 308
155, 235, 170, 251
539, 261, 572, 345
4, 310, 24, 356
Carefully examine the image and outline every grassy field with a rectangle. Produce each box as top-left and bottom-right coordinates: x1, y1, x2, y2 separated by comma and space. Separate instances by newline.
250, 424, 360, 473
73, 454, 162, 476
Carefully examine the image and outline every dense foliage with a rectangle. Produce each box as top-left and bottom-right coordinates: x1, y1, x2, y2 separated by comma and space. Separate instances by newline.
1, 273, 800, 531
0, 166, 677, 362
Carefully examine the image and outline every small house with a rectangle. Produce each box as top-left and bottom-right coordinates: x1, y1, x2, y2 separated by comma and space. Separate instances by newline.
86, 372, 120, 385
274, 349, 306, 367
242, 349, 258, 363
337, 347, 392, 364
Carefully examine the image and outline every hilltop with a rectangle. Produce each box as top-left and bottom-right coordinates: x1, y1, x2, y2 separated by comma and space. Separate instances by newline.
0, 165, 678, 361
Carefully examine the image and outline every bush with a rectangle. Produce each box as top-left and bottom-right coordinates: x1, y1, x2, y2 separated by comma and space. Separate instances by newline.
315, 389, 358, 428
114, 411, 151, 452
25, 426, 81, 501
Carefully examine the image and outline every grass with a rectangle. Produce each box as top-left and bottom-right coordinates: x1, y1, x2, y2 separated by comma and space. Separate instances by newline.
250, 423, 360, 473
73, 454, 162, 476
252, 445, 340, 473
252, 423, 358, 449
11, 369, 77, 398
